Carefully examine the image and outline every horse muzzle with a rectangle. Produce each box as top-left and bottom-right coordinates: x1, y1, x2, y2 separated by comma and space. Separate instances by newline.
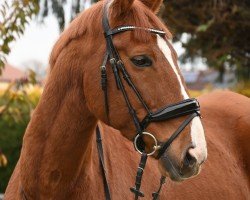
159, 146, 206, 182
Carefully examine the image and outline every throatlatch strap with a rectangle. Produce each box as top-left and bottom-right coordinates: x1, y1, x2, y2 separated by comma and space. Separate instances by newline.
96, 126, 111, 200
130, 153, 148, 200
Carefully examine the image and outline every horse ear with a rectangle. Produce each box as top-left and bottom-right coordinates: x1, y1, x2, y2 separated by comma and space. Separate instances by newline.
140, 0, 163, 13
110, 0, 135, 18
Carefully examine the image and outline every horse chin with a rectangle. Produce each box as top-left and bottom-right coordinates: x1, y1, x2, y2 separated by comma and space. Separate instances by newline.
158, 156, 201, 182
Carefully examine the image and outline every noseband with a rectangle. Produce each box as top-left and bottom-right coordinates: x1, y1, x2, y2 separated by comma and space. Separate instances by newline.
97, 2, 201, 199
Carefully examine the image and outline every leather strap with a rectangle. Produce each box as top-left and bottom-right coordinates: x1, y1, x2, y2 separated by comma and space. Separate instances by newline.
104, 26, 165, 37
130, 153, 148, 200
102, 2, 151, 135
141, 98, 200, 130
156, 112, 199, 159
96, 126, 111, 200
152, 176, 166, 200
101, 53, 110, 123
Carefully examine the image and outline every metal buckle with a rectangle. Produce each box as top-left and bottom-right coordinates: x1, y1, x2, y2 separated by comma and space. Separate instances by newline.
134, 132, 161, 156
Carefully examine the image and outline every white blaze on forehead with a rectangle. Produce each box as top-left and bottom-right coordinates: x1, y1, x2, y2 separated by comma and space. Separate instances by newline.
156, 35, 207, 163
156, 35, 189, 100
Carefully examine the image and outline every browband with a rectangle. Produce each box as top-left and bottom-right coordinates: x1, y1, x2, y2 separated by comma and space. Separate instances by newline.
104, 26, 166, 37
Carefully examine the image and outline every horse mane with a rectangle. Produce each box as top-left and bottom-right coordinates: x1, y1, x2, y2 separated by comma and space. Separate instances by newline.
49, 0, 172, 70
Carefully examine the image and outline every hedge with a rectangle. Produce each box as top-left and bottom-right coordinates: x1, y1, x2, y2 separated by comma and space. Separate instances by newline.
0, 83, 41, 192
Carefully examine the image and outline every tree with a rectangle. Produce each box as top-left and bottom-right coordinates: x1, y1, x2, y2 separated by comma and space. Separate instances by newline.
40, 0, 90, 30
161, 0, 250, 82
0, 0, 39, 73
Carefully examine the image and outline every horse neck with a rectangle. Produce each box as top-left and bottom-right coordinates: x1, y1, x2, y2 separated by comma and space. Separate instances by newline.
20, 63, 98, 197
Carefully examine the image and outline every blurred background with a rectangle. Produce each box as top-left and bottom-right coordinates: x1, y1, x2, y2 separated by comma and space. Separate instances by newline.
0, 0, 249, 195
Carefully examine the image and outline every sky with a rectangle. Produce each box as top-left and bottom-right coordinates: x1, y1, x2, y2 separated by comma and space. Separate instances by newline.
7, 15, 60, 70
6, 3, 206, 72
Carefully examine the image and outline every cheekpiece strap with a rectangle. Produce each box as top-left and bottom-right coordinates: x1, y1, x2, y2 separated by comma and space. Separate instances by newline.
100, 53, 110, 123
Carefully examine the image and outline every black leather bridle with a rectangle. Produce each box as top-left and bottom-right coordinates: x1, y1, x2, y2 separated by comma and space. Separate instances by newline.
18, 2, 201, 200
96, 1, 201, 200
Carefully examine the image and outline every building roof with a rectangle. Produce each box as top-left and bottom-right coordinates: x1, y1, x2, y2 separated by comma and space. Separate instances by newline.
0, 64, 26, 82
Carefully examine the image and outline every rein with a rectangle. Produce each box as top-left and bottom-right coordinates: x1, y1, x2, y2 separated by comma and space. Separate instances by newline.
97, 1, 201, 199
96, 126, 167, 200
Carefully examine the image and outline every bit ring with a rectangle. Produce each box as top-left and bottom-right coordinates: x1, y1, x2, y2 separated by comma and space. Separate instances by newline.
134, 132, 160, 156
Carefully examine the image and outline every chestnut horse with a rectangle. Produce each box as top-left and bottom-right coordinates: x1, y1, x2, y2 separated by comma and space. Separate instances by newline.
5, 0, 249, 199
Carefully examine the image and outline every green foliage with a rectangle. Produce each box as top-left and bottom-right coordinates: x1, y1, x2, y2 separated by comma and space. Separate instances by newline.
0, 77, 41, 192
161, 0, 250, 81
0, 116, 28, 192
0, 0, 39, 74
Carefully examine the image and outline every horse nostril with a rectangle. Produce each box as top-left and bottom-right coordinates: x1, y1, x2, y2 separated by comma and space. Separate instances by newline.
184, 150, 197, 167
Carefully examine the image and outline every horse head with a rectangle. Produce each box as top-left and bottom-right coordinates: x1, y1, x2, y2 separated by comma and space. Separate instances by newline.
83, 0, 207, 182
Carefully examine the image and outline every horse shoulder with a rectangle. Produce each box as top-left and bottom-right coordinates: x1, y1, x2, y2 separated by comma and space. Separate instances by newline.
198, 90, 250, 184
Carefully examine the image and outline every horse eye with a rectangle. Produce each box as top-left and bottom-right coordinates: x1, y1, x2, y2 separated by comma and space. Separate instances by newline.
130, 55, 152, 67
